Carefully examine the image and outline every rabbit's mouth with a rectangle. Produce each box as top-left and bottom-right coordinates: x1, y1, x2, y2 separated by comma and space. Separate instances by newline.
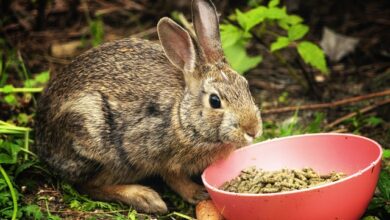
243, 133, 255, 144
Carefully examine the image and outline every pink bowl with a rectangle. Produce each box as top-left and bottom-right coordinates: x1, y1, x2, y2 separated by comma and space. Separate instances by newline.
202, 133, 382, 220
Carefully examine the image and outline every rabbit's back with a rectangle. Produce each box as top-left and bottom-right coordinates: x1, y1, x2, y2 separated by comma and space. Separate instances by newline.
35, 38, 185, 183
47, 38, 184, 99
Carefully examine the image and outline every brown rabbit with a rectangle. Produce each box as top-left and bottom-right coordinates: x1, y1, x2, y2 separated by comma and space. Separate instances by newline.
35, 0, 262, 214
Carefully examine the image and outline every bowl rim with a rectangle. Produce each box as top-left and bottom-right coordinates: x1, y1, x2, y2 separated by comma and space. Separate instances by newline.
202, 133, 383, 197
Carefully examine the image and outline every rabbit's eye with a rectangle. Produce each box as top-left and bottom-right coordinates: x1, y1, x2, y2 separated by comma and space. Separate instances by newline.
209, 94, 221, 108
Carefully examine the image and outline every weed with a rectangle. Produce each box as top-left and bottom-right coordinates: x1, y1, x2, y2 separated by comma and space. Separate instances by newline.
364, 150, 390, 219
88, 16, 105, 47
220, 0, 327, 91
256, 111, 325, 142
81, 0, 105, 47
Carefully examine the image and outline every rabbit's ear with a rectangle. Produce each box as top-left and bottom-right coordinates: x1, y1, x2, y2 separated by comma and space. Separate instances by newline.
192, 0, 223, 64
158, 17, 196, 73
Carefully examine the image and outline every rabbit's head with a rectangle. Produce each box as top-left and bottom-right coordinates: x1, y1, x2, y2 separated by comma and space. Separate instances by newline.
157, 0, 262, 148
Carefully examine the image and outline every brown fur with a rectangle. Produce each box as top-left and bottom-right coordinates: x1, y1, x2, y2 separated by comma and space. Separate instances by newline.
34, 0, 261, 214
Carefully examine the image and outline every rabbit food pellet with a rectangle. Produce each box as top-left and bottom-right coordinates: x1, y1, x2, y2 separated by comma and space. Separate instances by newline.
220, 166, 345, 194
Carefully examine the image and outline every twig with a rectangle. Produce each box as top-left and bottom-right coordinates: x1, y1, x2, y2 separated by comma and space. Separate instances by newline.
326, 98, 390, 128
131, 27, 157, 39
262, 89, 390, 114
43, 54, 71, 65
50, 209, 129, 215
176, 13, 196, 38
328, 128, 349, 133
295, 56, 321, 99
248, 78, 285, 90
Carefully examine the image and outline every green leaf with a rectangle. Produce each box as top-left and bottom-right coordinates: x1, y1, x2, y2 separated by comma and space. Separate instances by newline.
220, 24, 245, 48
236, 7, 267, 31
15, 161, 37, 177
89, 16, 104, 47
277, 20, 289, 30
365, 116, 383, 127
0, 191, 12, 204
264, 7, 288, 19
70, 200, 81, 210
0, 142, 22, 164
24, 79, 37, 87
368, 197, 385, 210
271, 36, 290, 52
34, 71, 50, 84
2, 85, 14, 93
21, 204, 43, 220
288, 24, 309, 41
128, 210, 137, 220
268, 0, 280, 7
48, 215, 62, 220
223, 41, 262, 74
362, 216, 380, 220
17, 113, 29, 125
378, 170, 390, 200
4, 94, 17, 105
386, 203, 390, 214
286, 15, 303, 25
306, 112, 325, 133
278, 15, 304, 30
383, 149, 390, 159
297, 41, 328, 73
25, 71, 49, 87
221, 24, 262, 73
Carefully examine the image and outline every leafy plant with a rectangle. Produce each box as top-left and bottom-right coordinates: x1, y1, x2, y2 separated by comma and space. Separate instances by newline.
0, 46, 52, 219
256, 111, 325, 142
342, 114, 384, 134
89, 16, 104, 47
0, 43, 49, 107
0, 121, 41, 220
367, 170, 390, 218
366, 150, 390, 218
62, 183, 123, 212
220, 0, 327, 78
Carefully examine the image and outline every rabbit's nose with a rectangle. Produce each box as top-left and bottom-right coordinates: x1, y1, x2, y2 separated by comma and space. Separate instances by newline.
245, 126, 260, 138
246, 130, 257, 138
242, 118, 262, 138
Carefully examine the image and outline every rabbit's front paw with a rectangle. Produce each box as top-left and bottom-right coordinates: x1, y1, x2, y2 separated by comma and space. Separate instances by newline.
186, 185, 210, 204
126, 185, 168, 214
164, 174, 210, 204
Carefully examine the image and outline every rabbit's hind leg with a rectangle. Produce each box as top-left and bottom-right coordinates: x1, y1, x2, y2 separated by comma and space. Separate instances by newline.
78, 184, 168, 214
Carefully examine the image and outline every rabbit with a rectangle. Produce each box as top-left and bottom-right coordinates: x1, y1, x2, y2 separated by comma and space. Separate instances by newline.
34, 0, 262, 214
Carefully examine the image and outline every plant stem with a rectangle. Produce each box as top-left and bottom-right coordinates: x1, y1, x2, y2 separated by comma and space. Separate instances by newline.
44, 197, 52, 218
273, 52, 308, 89
0, 125, 31, 131
176, 13, 196, 38
0, 165, 18, 220
17, 51, 30, 86
0, 87, 43, 93
24, 131, 29, 160
19, 147, 38, 158
226, 19, 308, 89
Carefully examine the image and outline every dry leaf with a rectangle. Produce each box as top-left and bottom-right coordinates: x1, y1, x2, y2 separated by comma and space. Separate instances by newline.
320, 27, 359, 62
51, 40, 83, 58
196, 200, 224, 220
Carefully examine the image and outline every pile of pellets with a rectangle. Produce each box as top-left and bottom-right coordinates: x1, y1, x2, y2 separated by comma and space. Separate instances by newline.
220, 166, 345, 194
